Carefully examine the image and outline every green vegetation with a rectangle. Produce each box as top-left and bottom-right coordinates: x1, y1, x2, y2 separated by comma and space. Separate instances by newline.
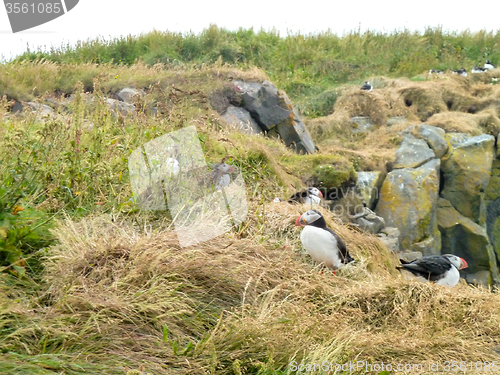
9, 25, 500, 116
2, 26, 500, 374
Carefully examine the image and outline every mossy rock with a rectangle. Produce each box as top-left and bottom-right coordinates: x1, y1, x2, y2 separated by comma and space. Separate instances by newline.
280, 154, 357, 198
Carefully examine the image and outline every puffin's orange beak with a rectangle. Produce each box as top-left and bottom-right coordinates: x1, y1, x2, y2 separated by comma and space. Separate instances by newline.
228, 165, 234, 173
318, 190, 324, 198
295, 215, 306, 226
459, 258, 468, 270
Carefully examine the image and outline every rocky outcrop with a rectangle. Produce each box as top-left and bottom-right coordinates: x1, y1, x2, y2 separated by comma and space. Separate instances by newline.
356, 171, 385, 209
106, 98, 136, 116
375, 158, 441, 256
393, 134, 435, 169
116, 88, 145, 104
437, 198, 499, 286
25, 102, 55, 117
441, 134, 495, 225
377, 227, 401, 252
349, 116, 374, 133
412, 124, 448, 158
221, 106, 263, 135
350, 207, 385, 234
228, 80, 315, 154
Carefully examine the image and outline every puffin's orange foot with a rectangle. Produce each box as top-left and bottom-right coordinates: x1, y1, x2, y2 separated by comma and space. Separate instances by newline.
332, 270, 337, 278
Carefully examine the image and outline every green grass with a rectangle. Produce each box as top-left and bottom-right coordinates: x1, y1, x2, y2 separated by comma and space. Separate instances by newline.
2, 27, 500, 374
7, 25, 500, 117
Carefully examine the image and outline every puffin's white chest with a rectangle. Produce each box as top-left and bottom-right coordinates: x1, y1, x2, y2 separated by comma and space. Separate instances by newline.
303, 194, 321, 205
300, 226, 342, 270
435, 267, 460, 287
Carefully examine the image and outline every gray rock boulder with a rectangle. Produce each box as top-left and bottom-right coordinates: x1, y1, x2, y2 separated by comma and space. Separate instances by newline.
106, 98, 136, 116
356, 171, 385, 209
375, 158, 441, 255
393, 133, 435, 169
441, 133, 495, 225
414, 124, 448, 158
117, 88, 145, 104
234, 80, 291, 130
221, 106, 263, 135
377, 227, 401, 252
25, 102, 55, 117
233, 80, 315, 154
437, 198, 500, 287
350, 207, 386, 234
349, 116, 374, 133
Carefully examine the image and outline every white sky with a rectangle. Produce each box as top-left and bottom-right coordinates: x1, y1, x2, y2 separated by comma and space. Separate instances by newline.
1, 0, 500, 62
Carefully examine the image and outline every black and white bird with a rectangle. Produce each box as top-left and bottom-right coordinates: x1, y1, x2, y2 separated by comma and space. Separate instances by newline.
452, 68, 467, 77
295, 210, 355, 274
484, 59, 496, 70
397, 254, 468, 287
209, 161, 234, 190
471, 66, 488, 73
360, 81, 373, 91
429, 69, 443, 74
288, 187, 323, 206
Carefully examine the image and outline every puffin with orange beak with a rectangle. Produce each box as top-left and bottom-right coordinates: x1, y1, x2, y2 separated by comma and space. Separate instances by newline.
295, 210, 355, 274
397, 254, 468, 287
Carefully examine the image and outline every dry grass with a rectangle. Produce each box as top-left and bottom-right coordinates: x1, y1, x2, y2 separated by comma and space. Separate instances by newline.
2, 203, 500, 373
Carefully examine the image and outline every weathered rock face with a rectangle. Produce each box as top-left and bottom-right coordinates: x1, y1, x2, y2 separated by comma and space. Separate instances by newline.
356, 171, 385, 209
349, 116, 374, 133
375, 158, 441, 255
485, 159, 500, 275
221, 106, 263, 135
350, 207, 385, 234
117, 88, 145, 104
25, 102, 55, 117
377, 227, 401, 252
233, 80, 315, 154
441, 134, 495, 225
106, 98, 136, 116
393, 134, 435, 169
414, 124, 448, 158
437, 198, 499, 286
235, 80, 291, 130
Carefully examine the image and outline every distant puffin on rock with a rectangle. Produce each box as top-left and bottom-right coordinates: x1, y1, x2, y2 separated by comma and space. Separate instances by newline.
397, 254, 468, 287
288, 187, 323, 206
429, 69, 443, 74
360, 81, 373, 91
295, 210, 355, 274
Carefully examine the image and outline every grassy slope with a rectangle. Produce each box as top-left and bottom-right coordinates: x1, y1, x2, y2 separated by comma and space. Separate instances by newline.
1, 28, 500, 374
9, 25, 500, 117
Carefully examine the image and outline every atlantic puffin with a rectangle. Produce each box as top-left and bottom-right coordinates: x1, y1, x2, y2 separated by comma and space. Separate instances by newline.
397, 254, 468, 287
288, 188, 323, 206
209, 161, 234, 190
452, 68, 467, 76
471, 66, 487, 73
360, 81, 373, 91
484, 59, 496, 70
295, 210, 355, 273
